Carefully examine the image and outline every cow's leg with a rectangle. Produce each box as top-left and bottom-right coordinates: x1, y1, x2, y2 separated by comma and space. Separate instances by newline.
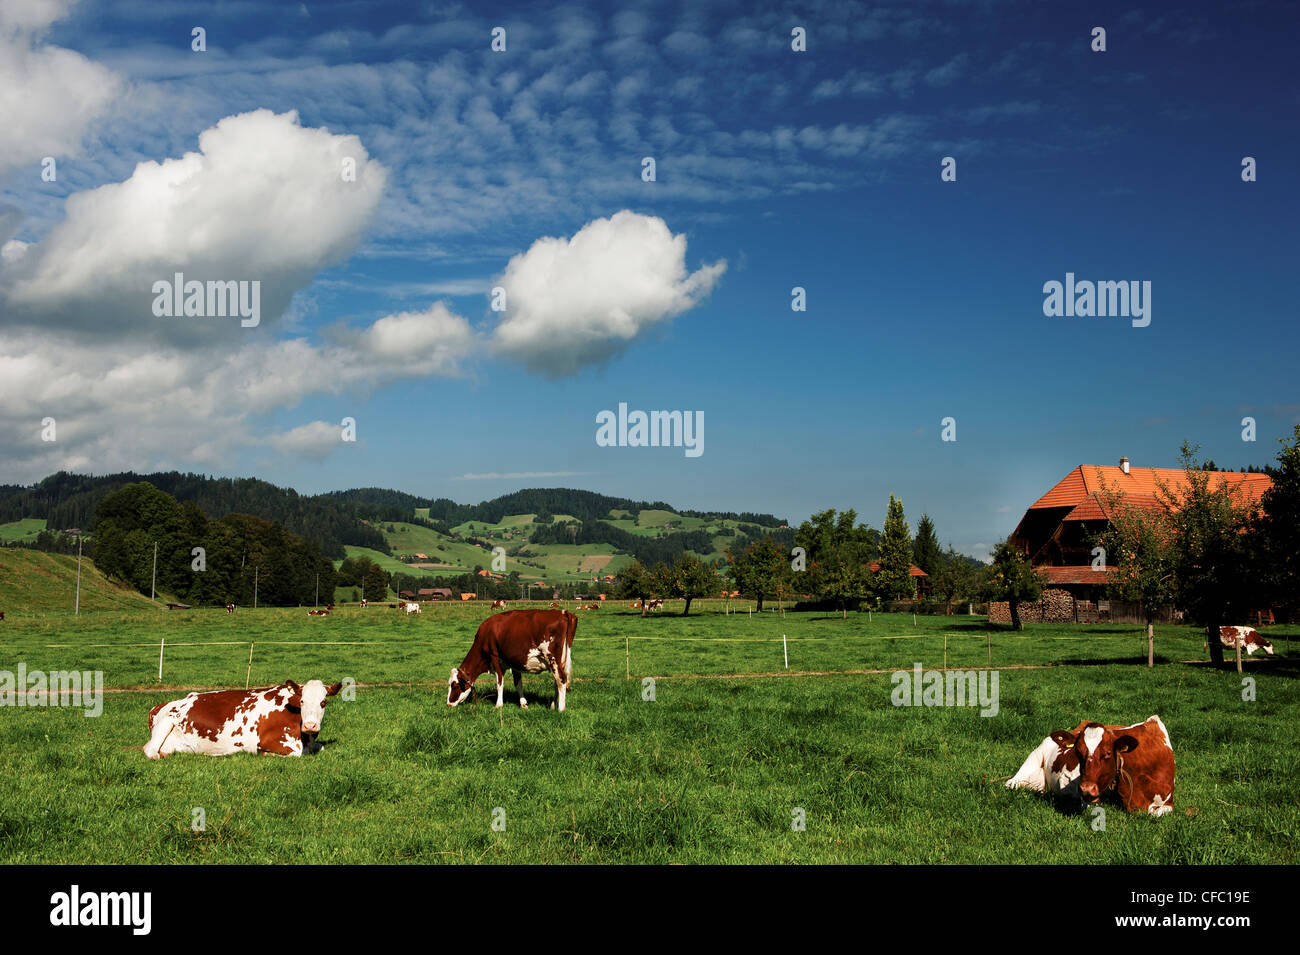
495, 670, 505, 708
552, 664, 566, 712
1006, 737, 1054, 791
565, 644, 573, 689
144, 715, 177, 760
513, 669, 528, 708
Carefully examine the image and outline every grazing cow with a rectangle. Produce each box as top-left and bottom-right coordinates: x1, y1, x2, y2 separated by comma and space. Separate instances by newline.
224, 603, 235, 614
1008, 716, 1175, 816
1209, 625, 1274, 656
646, 599, 664, 612
360, 599, 368, 608
143, 680, 341, 759
549, 601, 560, 609
491, 600, 507, 610
447, 609, 577, 712
405, 602, 421, 615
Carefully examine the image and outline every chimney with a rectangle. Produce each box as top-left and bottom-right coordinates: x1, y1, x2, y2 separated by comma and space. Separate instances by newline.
1119, 456, 1130, 475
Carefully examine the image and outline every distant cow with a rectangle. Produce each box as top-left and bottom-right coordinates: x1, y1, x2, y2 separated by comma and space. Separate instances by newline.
1008, 716, 1175, 816
307, 609, 330, 616
0, 611, 5, 621
549, 601, 560, 609
447, 609, 577, 711
491, 600, 507, 610
144, 680, 342, 758
360, 599, 368, 608
1209, 625, 1273, 656
646, 599, 664, 612
405, 602, 421, 614
224, 604, 235, 614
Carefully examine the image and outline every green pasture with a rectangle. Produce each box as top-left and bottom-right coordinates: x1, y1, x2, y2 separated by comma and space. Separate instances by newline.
0, 602, 1295, 864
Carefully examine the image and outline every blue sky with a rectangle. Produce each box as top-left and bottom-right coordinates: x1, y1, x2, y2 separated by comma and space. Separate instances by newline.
1, 0, 1296, 558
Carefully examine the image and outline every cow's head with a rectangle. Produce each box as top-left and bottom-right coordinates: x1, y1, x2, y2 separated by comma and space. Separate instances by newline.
1051, 723, 1139, 806
286, 679, 342, 735
447, 668, 474, 707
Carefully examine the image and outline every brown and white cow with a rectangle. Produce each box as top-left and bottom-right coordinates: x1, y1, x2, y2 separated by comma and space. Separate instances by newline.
307, 608, 330, 616
143, 680, 342, 759
1008, 715, 1175, 816
491, 599, 507, 610
224, 603, 235, 614
404, 602, 421, 615
447, 609, 577, 712
1208, 625, 1274, 656
360, 599, 368, 608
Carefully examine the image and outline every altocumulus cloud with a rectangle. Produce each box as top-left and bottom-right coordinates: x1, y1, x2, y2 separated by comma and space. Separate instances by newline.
1, 108, 386, 344
490, 210, 725, 378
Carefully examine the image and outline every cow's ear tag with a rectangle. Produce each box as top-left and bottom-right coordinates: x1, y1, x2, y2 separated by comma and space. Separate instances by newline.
1050, 731, 1074, 746
1115, 735, 1139, 754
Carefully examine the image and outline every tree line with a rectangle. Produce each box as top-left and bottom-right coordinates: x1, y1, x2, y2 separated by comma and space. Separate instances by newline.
90, 483, 336, 606
0, 471, 388, 559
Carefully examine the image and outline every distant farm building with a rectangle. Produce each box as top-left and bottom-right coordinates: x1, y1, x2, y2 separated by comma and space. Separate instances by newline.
1003, 458, 1272, 622
866, 562, 930, 597
424, 588, 452, 600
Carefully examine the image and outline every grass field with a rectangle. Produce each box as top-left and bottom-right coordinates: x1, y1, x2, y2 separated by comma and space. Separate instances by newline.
0, 519, 47, 542
1, 599, 1295, 864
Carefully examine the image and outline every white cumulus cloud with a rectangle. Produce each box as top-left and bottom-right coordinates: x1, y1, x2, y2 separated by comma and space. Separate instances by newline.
0, 0, 121, 178
490, 210, 725, 377
1, 109, 387, 343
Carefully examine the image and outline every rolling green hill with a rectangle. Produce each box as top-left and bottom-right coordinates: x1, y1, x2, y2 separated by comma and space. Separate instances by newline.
0, 518, 47, 542
0, 549, 166, 614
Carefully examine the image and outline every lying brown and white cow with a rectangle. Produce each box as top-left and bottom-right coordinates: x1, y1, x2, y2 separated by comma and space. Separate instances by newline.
447, 609, 577, 712
1208, 625, 1274, 656
143, 680, 342, 759
1007, 715, 1175, 816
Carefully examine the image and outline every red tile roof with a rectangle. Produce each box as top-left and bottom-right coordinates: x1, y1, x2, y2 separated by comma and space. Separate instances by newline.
1036, 565, 1117, 585
867, 562, 928, 577
1031, 465, 1270, 512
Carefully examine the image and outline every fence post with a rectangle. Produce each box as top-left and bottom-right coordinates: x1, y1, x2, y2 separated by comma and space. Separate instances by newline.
157, 638, 165, 682
245, 642, 255, 689
783, 634, 788, 669
625, 636, 630, 681
1236, 640, 1242, 675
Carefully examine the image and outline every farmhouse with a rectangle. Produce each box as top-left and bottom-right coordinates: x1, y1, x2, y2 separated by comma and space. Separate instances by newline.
1004, 457, 1272, 617
423, 588, 452, 600
866, 562, 930, 597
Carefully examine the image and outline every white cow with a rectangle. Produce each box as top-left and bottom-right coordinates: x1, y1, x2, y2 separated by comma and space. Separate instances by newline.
405, 602, 421, 614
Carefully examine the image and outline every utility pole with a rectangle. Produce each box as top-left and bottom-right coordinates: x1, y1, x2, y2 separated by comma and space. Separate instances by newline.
315, 573, 320, 607
74, 532, 83, 615
151, 541, 158, 602
254, 566, 259, 609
